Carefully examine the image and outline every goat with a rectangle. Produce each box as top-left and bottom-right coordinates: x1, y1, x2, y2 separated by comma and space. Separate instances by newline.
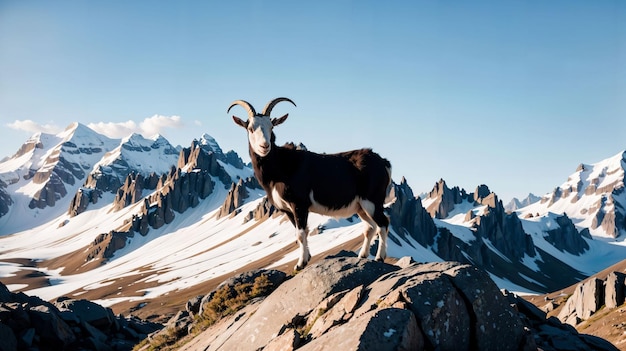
228, 97, 392, 270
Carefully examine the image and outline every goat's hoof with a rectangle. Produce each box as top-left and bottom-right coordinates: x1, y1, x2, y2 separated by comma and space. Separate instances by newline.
375, 257, 385, 263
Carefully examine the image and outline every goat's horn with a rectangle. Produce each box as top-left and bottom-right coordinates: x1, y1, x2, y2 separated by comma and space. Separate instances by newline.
227, 100, 256, 118
261, 97, 296, 116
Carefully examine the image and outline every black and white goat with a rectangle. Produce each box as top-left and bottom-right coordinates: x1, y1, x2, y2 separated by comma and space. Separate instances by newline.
229, 97, 392, 270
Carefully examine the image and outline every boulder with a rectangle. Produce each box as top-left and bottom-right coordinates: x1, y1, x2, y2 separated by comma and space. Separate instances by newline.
301, 308, 423, 351
216, 256, 398, 350
604, 272, 625, 309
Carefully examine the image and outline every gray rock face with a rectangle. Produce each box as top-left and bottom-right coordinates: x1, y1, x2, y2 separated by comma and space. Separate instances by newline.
217, 178, 251, 219
217, 256, 399, 351
558, 272, 626, 325
0, 282, 161, 351
605, 272, 626, 309
387, 178, 438, 247
178, 255, 615, 351
424, 179, 469, 219
544, 214, 590, 255
0, 179, 12, 217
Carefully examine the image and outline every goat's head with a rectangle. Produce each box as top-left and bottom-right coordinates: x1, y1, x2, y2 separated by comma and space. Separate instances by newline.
229, 97, 296, 157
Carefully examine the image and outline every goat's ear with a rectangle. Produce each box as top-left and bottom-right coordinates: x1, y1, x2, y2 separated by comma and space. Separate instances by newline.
232, 116, 248, 129
272, 114, 289, 127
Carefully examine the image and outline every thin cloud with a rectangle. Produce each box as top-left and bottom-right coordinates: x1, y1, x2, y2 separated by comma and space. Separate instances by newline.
88, 115, 183, 138
7, 120, 62, 134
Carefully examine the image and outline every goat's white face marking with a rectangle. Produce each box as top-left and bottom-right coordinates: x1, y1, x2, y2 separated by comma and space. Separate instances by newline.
246, 115, 274, 157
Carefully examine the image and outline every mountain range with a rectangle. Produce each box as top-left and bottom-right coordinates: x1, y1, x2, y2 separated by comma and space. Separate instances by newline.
1, 122, 625, 320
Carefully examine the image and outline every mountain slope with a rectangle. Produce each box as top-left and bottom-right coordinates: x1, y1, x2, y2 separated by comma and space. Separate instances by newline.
518, 151, 626, 238
1, 126, 626, 321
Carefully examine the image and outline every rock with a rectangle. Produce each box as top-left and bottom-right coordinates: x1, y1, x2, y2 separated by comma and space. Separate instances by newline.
264, 328, 301, 351
0, 281, 162, 351
301, 308, 423, 351
186, 295, 204, 316
28, 305, 77, 349
55, 299, 114, 330
442, 263, 525, 351
577, 278, 604, 320
544, 214, 590, 255
0, 322, 17, 351
387, 178, 438, 247
604, 272, 625, 309
217, 178, 250, 219
216, 256, 398, 350
394, 256, 416, 268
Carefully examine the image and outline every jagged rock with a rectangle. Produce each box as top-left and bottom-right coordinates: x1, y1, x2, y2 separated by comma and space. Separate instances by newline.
68, 187, 101, 217
578, 278, 604, 320
55, 299, 114, 330
29, 173, 67, 209
605, 272, 625, 309
216, 256, 398, 350
28, 305, 77, 349
473, 201, 536, 262
545, 214, 590, 255
177, 255, 617, 351
245, 196, 277, 222
301, 308, 423, 351
186, 295, 204, 316
387, 178, 438, 247
217, 178, 250, 219
424, 179, 468, 219
0, 179, 12, 218
112, 172, 145, 211
558, 277, 606, 324
0, 281, 162, 351
0, 322, 17, 351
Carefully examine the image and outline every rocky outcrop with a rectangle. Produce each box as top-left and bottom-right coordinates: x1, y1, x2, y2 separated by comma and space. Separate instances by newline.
544, 214, 590, 255
29, 173, 67, 209
111, 172, 157, 212
0, 179, 12, 217
558, 271, 626, 326
243, 196, 278, 223
387, 178, 438, 247
217, 178, 252, 219
82, 140, 235, 263
424, 179, 469, 219
473, 197, 536, 263
0, 281, 161, 351
503, 290, 618, 351
165, 253, 616, 351
68, 187, 101, 217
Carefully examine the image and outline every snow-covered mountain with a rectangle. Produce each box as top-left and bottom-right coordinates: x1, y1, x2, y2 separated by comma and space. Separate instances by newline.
518, 151, 626, 238
1, 124, 626, 317
504, 193, 541, 212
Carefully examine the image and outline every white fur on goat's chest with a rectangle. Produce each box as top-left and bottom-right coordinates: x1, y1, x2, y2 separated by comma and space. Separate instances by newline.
270, 186, 373, 219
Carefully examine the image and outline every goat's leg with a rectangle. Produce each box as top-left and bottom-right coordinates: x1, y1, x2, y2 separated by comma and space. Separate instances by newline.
375, 226, 389, 262
372, 206, 390, 262
356, 208, 377, 259
293, 207, 311, 271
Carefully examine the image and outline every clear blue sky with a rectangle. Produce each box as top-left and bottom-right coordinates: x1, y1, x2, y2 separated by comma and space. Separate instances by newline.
1, 1, 625, 201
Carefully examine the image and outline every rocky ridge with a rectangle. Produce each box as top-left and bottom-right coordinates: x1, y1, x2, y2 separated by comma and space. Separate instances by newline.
147, 253, 618, 351
519, 150, 626, 238
0, 281, 161, 351
83, 139, 238, 266
390, 179, 587, 292
555, 271, 626, 327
